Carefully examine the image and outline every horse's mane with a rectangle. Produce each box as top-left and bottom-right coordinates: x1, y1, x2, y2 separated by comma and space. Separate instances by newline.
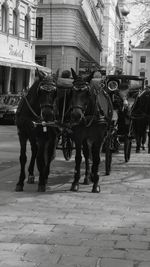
26, 79, 40, 98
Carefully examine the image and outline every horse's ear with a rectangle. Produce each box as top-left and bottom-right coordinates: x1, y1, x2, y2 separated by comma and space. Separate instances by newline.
35, 67, 40, 77
71, 68, 78, 80
84, 71, 95, 83
36, 68, 46, 80
52, 69, 59, 82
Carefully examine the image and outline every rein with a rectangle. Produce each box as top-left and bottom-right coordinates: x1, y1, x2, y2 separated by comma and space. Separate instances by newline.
23, 94, 41, 120
85, 96, 97, 127
23, 79, 57, 121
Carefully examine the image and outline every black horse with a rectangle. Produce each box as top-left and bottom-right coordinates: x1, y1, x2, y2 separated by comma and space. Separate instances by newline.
131, 89, 150, 153
34, 70, 59, 192
15, 69, 57, 192
69, 69, 113, 193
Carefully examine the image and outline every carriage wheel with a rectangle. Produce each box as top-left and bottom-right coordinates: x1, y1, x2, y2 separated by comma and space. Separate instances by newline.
124, 136, 132, 162
62, 134, 73, 161
105, 135, 112, 175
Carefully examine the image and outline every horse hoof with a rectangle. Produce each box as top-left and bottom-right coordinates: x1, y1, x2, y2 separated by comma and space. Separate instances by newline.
15, 185, 23, 192
136, 149, 140, 153
27, 175, 35, 184
38, 185, 46, 192
70, 184, 79, 192
92, 185, 100, 193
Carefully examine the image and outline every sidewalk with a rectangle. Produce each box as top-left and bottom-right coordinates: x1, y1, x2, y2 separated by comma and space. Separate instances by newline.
0, 148, 150, 267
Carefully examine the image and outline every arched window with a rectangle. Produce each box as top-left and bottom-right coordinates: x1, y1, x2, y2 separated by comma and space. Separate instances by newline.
13, 10, 18, 36
25, 15, 29, 39
1, 4, 8, 32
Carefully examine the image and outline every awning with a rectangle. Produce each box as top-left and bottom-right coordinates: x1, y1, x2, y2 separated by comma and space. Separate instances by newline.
34, 63, 52, 74
0, 57, 51, 73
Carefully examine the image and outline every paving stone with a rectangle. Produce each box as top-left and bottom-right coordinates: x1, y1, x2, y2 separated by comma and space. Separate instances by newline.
101, 258, 134, 267
115, 240, 149, 250
0, 262, 36, 267
127, 250, 150, 261
88, 247, 126, 258
138, 262, 150, 267
58, 255, 99, 266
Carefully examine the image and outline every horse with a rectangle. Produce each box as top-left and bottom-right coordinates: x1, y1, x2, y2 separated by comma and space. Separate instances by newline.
69, 68, 113, 193
15, 69, 58, 192
34, 70, 60, 192
131, 89, 150, 153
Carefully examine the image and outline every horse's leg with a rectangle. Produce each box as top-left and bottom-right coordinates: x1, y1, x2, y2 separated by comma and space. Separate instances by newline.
16, 135, 27, 191
133, 121, 141, 153
70, 141, 82, 192
27, 137, 37, 184
36, 137, 46, 192
82, 140, 91, 185
91, 143, 101, 193
44, 137, 57, 185
136, 134, 141, 153
135, 123, 142, 153
148, 125, 150, 153
141, 122, 147, 150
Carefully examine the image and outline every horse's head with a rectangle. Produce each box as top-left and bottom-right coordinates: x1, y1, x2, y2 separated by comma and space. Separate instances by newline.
36, 69, 59, 122
70, 68, 93, 124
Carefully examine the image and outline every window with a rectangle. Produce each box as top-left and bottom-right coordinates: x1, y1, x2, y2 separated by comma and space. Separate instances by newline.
25, 15, 29, 39
36, 17, 43, 39
1, 4, 8, 33
13, 10, 18, 36
140, 56, 146, 63
140, 72, 145, 77
35, 55, 46, 67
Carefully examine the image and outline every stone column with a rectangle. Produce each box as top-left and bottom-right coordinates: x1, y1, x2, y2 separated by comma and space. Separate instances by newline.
4, 67, 11, 94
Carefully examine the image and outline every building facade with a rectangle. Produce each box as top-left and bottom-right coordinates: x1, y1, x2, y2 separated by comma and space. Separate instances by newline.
101, 0, 129, 74
0, 0, 38, 95
131, 30, 150, 84
35, 0, 104, 74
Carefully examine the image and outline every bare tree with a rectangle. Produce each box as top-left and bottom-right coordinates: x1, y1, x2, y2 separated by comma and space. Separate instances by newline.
128, 0, 150, 37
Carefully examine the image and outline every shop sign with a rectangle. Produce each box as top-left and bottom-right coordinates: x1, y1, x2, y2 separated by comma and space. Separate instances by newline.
9, 44, 24, 59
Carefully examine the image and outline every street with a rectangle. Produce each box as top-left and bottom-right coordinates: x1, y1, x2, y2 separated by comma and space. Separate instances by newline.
0, 125, 150, 267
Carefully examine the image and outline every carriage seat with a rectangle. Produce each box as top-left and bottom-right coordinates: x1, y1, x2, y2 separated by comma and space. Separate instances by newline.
56, 78, 73, 123
57, 78, 73, 89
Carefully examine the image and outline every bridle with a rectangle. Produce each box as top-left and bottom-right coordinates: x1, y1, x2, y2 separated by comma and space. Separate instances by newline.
70, 82, 98, 127
23, 78, 57, 121
70, 83, 90, 114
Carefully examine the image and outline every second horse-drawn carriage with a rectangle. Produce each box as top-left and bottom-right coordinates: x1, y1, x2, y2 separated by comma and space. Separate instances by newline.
104, 74, 146, 164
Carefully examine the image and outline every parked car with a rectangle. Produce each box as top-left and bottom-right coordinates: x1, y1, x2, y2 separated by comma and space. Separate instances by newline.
0, 94, 21, 124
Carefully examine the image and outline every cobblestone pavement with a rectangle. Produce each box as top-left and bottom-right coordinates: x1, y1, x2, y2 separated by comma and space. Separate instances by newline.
0, 144, 150, 267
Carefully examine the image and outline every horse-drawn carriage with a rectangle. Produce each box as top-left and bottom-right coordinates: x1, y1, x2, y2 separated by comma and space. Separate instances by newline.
15, 68, 114, 193
105, 74, 146, 163
15, 68, 146, 193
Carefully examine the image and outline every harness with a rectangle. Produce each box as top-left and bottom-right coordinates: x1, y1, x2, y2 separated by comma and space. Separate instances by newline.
71, 82, 112, 128
24, 93, 41, 120
17, 78, 57, 124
